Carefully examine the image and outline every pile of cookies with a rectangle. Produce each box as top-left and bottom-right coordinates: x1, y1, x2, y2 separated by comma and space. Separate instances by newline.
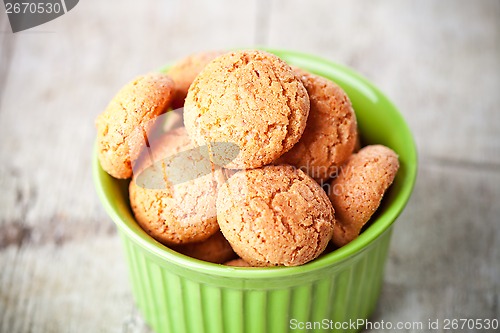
96, 50, 399, 267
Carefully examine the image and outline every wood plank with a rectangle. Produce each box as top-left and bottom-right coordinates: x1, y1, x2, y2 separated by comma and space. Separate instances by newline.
367, 159, 500, 331
0, 236, 144, 333
268, 0, 500, 166
0, 0, 258, 332
0, 0, 258, 237
1, 0, 499, 332
0, 7, 15, 108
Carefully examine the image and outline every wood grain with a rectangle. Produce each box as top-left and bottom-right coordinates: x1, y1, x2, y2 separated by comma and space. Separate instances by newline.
269, 0, 500, 166
0, 0, 499, 332
367, 159, 500, 332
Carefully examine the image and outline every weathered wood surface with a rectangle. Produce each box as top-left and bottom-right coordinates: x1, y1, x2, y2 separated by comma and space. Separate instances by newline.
0, 0, 498, 332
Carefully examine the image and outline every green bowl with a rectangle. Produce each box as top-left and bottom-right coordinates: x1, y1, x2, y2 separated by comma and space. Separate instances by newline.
93, 49, 417, 333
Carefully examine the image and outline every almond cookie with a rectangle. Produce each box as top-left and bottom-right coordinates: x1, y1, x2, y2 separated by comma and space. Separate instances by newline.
167, 51, 224, 109
129, 127, 222, 245
276, 68, 357, 184
328, 145, 399, 247
184, 50, 310, 169
353, 135, 362, 153
217, 165, 335, 267
171, 231, 237, 264
225, 258, 251, 267
96, 73, 174, 179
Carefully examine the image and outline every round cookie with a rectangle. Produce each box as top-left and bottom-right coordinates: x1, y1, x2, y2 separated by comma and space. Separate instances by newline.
275, 68, 357, 183
184, 50, 310, 169
217, 165, 335, 267
171, 231, 237, 264
96, 73, 174, 179
327, 145, 399, 247
225, 258, 251, 267
167, 51, 224, 109
129, 127, 223, 246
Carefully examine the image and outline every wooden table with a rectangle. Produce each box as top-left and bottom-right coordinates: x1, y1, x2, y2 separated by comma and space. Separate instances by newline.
1, 0, 499, 332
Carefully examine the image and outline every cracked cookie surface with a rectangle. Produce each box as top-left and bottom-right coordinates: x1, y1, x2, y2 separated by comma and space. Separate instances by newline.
96, 73, 174, 179
184, 50, 310, 169
171, 230, 237, 264
276, 68, 357, 183
328, 145, 399, 247
217, 165, 335, 267
167, 51, 224, 109
129, 127, 222, 245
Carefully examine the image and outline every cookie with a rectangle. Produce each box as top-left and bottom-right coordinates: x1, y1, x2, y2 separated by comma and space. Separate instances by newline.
162, 108, 184, 133
327, 145, 399, 247
217, 165, 335, 267
353, 133, 362, 153
96, 73, 174, 179
184, 50, 310, 169
225, 258, 251, 267
129, 127, 222, 245
171, 231, 237, 264
275, 68, 357, 183
167, 51, 224, 109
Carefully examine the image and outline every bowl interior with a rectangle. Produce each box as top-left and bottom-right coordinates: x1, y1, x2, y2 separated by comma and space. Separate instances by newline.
93, 49, 417, 278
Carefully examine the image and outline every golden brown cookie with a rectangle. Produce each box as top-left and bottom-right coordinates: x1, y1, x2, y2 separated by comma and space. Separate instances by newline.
275, 68, 357, 183
184, 50, 310, 169
328, 145, 399, 247
217, 165, 335, 267
353, 133, 362, 153
129, 127, 223, 245
167, 51, 224, 109
225, 258, 251, 267
96, 73, 174, 179
162, 108, 184, 133
171, 231, 237, 264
